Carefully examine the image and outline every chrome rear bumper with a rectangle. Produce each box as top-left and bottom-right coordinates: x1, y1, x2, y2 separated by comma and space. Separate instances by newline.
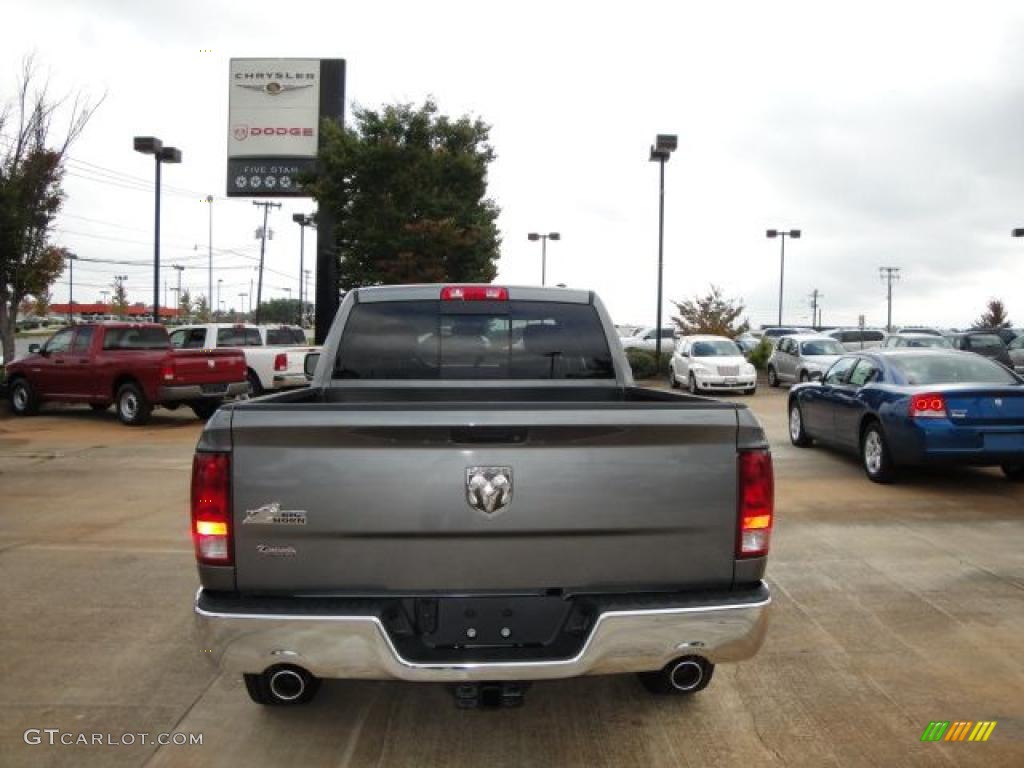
194, 584, 770, 681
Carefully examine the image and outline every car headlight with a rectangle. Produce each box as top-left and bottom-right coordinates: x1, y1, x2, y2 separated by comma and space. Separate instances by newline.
690, 363, 709, 374
742, 363, 756, 375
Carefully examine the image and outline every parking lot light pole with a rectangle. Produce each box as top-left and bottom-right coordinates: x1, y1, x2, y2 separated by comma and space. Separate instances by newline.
293, 213, 315, 325
66, 252, 78, 324
133, 137, 182, 325
649, 134, 677, 366
766, 229, 801, 326
527, 232, 561, 286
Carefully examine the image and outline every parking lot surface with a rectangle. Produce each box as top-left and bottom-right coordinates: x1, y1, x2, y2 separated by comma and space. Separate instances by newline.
1, 386, 1021, 767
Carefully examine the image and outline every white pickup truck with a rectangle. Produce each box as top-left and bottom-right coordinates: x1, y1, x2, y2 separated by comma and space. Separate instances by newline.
169, 324, 317, 396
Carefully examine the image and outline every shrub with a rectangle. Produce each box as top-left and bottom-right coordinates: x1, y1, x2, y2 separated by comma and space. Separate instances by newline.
747, 339, 773, 371
626, 348, 658, 379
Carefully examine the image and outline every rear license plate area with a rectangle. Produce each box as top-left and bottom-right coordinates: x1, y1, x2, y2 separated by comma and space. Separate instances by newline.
201, 383, 228, 395
984, 433, 1024, 451
415, 596, 573, 649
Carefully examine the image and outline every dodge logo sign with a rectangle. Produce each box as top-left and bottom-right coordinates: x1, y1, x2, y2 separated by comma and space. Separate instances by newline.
466, 467, 513, 516
233, 125, 249, 141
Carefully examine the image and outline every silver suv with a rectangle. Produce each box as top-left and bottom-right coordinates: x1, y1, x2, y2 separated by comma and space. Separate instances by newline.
767, 334, 846, 386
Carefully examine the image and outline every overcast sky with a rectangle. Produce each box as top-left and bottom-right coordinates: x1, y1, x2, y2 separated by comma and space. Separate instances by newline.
5, 0, 1024, 329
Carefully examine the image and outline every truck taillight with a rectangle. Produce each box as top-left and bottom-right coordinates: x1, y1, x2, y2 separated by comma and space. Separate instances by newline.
191, 452, 232, 566
441, 285, 509, 301
161, 360, 176, 381
274, 353, 288, 371
738, 450, 774, 558
910, 393, 947, 419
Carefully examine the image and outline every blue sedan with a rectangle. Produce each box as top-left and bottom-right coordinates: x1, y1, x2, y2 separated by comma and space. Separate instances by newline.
787, 349, 1024, 483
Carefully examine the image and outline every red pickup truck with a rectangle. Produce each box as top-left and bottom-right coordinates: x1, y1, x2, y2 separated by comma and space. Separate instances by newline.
5, 323, 249, 425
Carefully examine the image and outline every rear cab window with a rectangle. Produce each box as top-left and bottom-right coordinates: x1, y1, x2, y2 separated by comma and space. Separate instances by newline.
102, 327, 170, 350
266, 328, 307, 345
334, 300, 615, 380
216, 327, 262, 347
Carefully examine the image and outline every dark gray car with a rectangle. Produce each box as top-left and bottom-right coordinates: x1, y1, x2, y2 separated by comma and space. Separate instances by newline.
191, 285, 774, 708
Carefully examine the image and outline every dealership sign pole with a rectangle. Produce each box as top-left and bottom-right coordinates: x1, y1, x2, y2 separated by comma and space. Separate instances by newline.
226, 58, 345, 339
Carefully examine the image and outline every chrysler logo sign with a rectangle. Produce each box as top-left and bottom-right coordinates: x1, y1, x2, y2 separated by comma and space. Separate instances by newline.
235, 81, 315, 96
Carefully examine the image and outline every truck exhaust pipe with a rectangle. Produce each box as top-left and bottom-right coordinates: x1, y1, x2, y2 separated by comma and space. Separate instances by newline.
668, 659, 706, 692
268, 668, 308, 702
637, 655, 715, 695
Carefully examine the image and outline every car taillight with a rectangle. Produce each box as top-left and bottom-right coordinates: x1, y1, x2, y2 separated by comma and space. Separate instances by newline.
738, 450, 774, 558
274, 353, 288, 371
191, 452, 232, 566
161, 360, 176, 381
910, 393, 947, 419
440, 285, 509, 301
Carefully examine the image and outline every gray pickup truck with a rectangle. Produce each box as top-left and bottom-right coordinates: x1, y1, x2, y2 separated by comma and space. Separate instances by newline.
192, 284, 773, 708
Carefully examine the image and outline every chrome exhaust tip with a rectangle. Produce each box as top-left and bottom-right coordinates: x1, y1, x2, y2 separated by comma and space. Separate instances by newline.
668, 659, 706, 692
268, 668, 307, 702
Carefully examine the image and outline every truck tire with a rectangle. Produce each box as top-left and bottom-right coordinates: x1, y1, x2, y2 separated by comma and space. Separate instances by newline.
190, 401, 220, 421
9, 379, 40, 416
861, 421, 896, 483
243, 667, 320, 706
788, 401, 812, 447
247, 370, 264, 398
116, 382, 152, 426
637, 657, 714, 695
1002, 464, 1024, 482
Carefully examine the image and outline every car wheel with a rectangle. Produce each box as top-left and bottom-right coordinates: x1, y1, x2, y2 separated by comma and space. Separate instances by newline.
1002, 464, 1024, 482
9, 379, 39, 416
861, 422, 896, 483
799, 370, 810, 383
789, 401, 812, 447
89, 403, 109, 412
246, 370, 264, 398
668, 364, 680, 389
688, 374, 698, 394
767, 366, 779, 387
190, 401, 221, 421
116, 382, 152, 426
244, 667, 321, 706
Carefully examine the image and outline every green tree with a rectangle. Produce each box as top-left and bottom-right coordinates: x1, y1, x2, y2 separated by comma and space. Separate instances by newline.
178, 288, 192, 319
975, 298, 1010, 329
671, 285, 750, 337
111, 277, 128, 318
193, 294, 210, 322
31, 288, 51, 317
254, 297, 301, 324
0, 55, 102, 363
306, 100, 501, 289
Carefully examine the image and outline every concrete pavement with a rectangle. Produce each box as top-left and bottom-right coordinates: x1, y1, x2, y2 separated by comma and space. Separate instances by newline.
0, 388, 1021, 767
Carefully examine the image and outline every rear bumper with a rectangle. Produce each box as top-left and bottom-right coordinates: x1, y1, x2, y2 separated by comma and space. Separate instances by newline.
890, 420, 1024, 466
194, 583, 771, 681
159, 381, 249, 402
271, 373, 308, 389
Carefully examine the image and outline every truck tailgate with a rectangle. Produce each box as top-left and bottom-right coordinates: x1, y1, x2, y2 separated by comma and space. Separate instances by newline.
230, 405, 740, 593
171, 349, 246, 385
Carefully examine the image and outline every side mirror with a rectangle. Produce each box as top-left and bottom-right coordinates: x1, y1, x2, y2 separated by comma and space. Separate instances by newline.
29, 343, 41, 354
303, 351, 321, 379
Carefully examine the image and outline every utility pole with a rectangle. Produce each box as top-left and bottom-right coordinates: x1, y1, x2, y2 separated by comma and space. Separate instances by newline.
173, 265, 184, 319
206, 195, 213, 316
252, 201, 281, 324
66, 252, 78, 324
809, 289, 822, 329
879, 267, 901, 332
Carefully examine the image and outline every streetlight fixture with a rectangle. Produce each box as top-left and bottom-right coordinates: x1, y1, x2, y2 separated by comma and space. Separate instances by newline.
133, 136, 182, 324
65, 251, 78, 324
766, 228, 802, 326
527, 232, 560, 286
649, 133, 677, 365
293, 213, 315, 326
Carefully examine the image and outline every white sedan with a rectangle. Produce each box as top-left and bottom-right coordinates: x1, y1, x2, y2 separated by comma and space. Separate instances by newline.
669, 335, 757, 395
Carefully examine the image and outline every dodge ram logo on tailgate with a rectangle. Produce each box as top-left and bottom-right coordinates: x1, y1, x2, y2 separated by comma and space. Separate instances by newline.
466, 467, 513, 516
